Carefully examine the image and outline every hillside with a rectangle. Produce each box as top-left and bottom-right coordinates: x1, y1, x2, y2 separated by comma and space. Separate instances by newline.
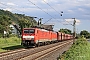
0, 9, 37, 37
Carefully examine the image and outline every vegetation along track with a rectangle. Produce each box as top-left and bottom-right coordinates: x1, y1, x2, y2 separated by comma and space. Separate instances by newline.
0, 40, 73, 60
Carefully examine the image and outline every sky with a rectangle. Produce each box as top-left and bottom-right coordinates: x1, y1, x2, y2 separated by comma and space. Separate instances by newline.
0, 0, 90, 33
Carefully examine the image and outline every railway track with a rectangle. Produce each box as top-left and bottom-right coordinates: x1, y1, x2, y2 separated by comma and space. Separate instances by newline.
0, 49, 27, 57
0, 48, 29, 60
19, 40, 73, 60
0, 40, 73, 60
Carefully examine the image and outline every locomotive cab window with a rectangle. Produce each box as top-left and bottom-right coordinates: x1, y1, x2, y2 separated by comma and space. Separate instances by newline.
29, 29, 35, 33
24, 30, 29, 33
24, 29, 35, 33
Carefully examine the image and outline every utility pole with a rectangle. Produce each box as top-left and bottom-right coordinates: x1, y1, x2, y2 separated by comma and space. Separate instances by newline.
72, 18, 76, 44
63, 18, 76, 44
38, 18, 43, 27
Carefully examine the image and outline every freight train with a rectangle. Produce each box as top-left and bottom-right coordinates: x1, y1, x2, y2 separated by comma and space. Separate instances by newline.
21, 27, 73, 47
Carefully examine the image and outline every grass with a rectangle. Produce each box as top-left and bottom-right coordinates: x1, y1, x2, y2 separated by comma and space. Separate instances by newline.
59, 36, 90, 60
0, 37, 24, 52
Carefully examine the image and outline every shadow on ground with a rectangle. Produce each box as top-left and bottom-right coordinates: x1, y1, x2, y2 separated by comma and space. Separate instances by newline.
1, 45, 24, 50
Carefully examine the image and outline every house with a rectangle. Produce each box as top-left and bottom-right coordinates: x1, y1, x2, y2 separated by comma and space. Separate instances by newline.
10, 25, 18, 35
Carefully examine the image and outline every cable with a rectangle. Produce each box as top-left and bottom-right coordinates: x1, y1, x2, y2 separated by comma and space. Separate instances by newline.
28, 0, 57, 19
28, 0, 65, 25
42, 0, 66, 24
0, 2, 26, 14
43, 0, 63, 16
43, 18, 52, 24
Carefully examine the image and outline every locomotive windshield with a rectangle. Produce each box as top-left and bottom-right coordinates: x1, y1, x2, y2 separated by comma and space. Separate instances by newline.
24, 29, 35, 33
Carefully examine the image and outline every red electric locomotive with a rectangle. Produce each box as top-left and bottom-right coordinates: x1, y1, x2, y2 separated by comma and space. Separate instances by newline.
21, 27, 57, 47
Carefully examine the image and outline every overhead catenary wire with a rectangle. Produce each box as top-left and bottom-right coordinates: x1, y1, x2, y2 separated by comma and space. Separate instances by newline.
28, 0, 55, 19
0, 2, 26, 15
28, 0, 61, 21
43, 0, 63, 16
0, 2, 40, 20
43, 18, 52, 24
28, 0, 64, 24
42, 0, 65, 24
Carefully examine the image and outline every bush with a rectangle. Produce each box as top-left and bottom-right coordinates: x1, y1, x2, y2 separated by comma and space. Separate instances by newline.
60, 36, 88, 60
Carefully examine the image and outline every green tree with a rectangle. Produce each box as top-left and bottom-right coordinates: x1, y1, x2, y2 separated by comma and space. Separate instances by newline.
0, 15, 12, 37
80, 30, 90, 38
59, 28, 72, 34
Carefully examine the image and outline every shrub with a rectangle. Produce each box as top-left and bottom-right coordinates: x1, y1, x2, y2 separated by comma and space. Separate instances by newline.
60, 36, 88, 60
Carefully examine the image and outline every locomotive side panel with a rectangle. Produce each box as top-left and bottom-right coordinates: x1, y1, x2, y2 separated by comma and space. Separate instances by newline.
51, 31, 57, 41
36, 29, 50, 43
